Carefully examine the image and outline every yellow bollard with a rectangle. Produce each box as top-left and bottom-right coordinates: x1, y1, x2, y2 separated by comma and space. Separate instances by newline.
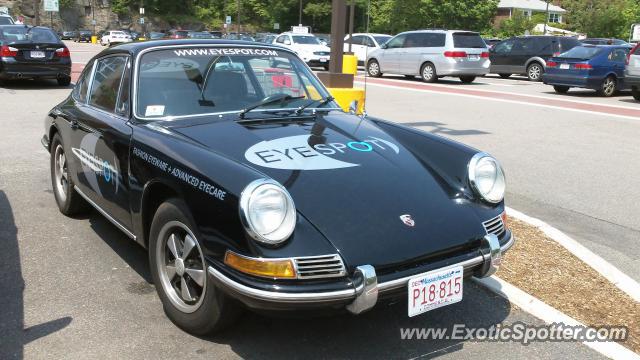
91, 36, 98, 44
342, 54, 358, 76
326, 87, 365, 114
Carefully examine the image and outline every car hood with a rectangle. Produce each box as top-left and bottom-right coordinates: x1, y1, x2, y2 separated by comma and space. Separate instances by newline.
168, 112, 486, 269
291, 44, 330, 53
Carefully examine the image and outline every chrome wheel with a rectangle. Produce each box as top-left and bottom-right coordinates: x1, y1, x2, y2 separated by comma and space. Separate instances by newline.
53, 144, 69, 203
367, 61, 379, 76
421, 63, 436, 82
528, 64, 542, 81
156, 221, 206, 313
602, 77, 616, 96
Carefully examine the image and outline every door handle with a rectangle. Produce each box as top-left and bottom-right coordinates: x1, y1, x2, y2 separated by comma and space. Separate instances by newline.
70, 120, 79, 130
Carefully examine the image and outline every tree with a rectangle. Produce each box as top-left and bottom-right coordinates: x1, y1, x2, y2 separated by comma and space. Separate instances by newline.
368, 0, 498, 34
304, 2, 332, 30
495, 10, 535, 38
561, 0, 640, 39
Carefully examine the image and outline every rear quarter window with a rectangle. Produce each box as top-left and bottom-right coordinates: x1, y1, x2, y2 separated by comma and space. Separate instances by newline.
452, 33, 485, 48
0, 17, 14, 25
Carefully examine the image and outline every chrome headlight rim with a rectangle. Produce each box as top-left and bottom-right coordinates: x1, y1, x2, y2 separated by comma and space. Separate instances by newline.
468, 152, 506, 204
239, 178, 296, 246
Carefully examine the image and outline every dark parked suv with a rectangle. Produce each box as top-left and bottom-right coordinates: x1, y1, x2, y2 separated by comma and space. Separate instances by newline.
489, 36, 581, 81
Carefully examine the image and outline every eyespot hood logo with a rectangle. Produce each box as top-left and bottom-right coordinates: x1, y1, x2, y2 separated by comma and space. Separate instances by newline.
244, 135, 400, 170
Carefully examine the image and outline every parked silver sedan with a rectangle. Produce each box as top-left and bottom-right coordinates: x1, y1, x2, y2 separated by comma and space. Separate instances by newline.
366, 30, 490, 83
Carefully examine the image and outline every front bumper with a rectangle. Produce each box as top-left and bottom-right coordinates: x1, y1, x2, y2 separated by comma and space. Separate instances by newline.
208, 232, 513, 314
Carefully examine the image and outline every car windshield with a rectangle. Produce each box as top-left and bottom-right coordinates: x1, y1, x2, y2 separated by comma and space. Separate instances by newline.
374, 35, 392, 45
0, 17, 13, 25
136, 47, 331, 119
452, 32, 486, 48
112, 31, 126, 36
559, 46, 602, 59
1, 27, 58, 43
292, 36, 320, 45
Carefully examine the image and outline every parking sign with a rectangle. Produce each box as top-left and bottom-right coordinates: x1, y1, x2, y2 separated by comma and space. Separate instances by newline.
44, 0, 59, 12
226, 16, 232, 24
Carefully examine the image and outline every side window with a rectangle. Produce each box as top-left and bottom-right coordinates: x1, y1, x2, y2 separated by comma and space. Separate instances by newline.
115, 59, 131, 117
73, 61, 95, 103
364, 36, 376, 47
493, 39, 514, 54
512, 38, 534, 54
351, 35, 364, 46
386, 34, 406, 49
610, 49, 628, 62
276, 35, 286, 44
89, 56, 127, 113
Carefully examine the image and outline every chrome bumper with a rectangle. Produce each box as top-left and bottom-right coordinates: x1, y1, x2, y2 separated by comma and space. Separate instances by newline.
207, 233, 514, 313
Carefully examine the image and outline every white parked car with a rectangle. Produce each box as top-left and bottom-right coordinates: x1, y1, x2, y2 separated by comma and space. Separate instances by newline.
100, 31, 132, 46
344, 33, 392, 65
273, 32, 331, 70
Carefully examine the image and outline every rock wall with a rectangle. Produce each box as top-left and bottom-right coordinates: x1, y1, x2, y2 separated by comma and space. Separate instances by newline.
0, 0, 123, 32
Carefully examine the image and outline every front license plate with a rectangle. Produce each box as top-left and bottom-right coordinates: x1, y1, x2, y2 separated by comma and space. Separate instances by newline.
408, 265, 463, 317
560, 63, 570, 69
319, 57, 327, 62
468, 54, 479, 61
31, 51, 45, 58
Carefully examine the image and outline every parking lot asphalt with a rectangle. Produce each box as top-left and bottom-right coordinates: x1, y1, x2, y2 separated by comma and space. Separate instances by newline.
0, 41, 625, 359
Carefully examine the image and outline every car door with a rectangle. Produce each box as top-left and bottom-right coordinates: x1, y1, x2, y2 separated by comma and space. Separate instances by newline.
402, 32, 444, 75
609, 48, 629, 83
508, 37, 534, 74
489, 38, 515, 73
69, 55, 134, 232
378, 34, 407, 74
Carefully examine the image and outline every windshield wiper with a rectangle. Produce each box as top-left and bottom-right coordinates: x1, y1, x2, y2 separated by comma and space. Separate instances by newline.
238, 94, 305, 119
294, 95, 334, 115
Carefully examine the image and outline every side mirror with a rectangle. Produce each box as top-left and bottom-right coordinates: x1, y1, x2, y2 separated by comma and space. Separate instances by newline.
349, 100, 358, 114
284, 39, 291, 45
380, 43, 388, 49
320, 40, 327, 46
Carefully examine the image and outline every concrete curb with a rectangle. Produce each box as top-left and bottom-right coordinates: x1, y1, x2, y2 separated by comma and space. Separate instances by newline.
506, 207, 640, 303
474, 276, 640, 360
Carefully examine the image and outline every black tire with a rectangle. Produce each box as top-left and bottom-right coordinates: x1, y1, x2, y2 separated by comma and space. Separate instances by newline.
420, 62, 437, 83
459, 76, 476, 84
527, 63, 543, 81
57, 76, 71, 86
149, 198, 241, 335
597, 76, 617, 97
323, 64, 330, 71
553, 85, 570, 94
367, 59, 382, 77
499, 73, 511, 79
632, 87, 640, 101
50, 133, 87, 216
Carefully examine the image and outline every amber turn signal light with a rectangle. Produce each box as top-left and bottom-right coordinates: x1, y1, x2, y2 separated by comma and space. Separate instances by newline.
224, 251, 297, 279
501, 211, 508, 229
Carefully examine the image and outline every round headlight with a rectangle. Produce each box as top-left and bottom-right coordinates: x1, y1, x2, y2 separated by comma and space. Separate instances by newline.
468, 153, 506, 204
239, 179, 296, 245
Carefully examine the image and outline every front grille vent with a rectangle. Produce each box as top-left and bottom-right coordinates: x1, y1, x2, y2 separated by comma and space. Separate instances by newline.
483, 214, 505, 237
293, 254, 346, 279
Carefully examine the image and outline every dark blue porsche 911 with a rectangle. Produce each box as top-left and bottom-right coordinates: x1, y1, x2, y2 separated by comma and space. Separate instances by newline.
542, 45, 631, 96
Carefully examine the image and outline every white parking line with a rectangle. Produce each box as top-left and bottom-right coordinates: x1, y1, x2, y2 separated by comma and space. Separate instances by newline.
357, 81, 640, 122
358, 77, 640, 111
474, 277, 640, 360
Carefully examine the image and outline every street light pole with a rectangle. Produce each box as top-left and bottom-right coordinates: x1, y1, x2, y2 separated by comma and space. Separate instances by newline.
237, 0, 241, 34
299, 0, 302, 25
348, 0, 355, 53
543, 0, 550, 35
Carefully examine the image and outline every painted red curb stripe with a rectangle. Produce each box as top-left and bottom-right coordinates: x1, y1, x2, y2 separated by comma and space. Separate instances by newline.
358, 76, 640, 118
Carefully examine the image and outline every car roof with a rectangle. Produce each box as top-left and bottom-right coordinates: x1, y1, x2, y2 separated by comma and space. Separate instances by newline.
98, 39, 293, 57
